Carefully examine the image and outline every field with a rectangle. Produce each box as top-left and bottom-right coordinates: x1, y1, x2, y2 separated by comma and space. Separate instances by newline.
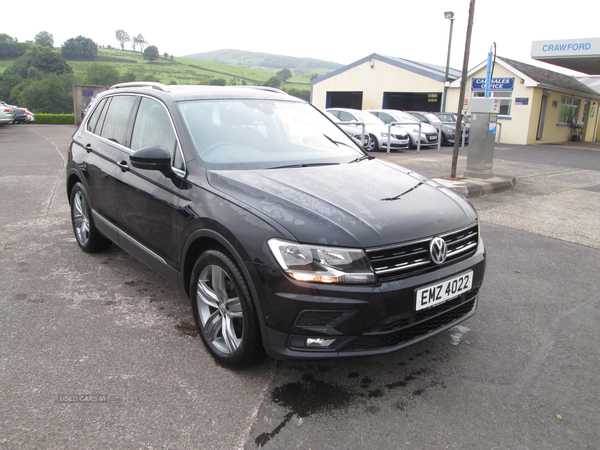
72, 49, 311, 88
1, 48, 312, 90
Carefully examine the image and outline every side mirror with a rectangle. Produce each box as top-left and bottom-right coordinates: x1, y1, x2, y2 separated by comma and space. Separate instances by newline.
130, 146, 172, 173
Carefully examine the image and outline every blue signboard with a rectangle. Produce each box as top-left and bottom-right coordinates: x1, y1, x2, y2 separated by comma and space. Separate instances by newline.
515, 98, 529, 105
472, 78, 514, 90
82, 90, 94, 96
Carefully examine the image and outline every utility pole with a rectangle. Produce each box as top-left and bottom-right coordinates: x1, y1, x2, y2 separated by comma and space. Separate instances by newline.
450, 0, 476, 179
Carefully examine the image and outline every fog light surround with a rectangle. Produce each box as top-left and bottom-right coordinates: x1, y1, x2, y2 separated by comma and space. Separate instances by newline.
289, 336, 344, 350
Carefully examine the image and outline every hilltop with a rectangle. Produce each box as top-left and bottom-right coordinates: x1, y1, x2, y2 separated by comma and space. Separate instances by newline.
184, 49, 343, 78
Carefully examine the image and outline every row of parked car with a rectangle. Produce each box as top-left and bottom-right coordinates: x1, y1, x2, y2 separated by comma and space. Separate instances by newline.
325, 108, 470, 151
0, 101, 36, 125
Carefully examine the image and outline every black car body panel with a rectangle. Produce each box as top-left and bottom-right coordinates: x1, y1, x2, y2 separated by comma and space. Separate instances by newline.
66, 83, 485, 365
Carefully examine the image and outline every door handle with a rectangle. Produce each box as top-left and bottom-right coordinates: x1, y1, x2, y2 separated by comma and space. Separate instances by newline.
84, 143, 92, 153
117, 160, 130, 172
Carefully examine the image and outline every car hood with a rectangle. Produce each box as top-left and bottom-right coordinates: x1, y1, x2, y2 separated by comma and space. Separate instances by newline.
207, 159, 476, 248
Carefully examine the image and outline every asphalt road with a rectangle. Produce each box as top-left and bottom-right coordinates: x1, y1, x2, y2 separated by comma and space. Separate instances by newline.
1, 125, 599, 450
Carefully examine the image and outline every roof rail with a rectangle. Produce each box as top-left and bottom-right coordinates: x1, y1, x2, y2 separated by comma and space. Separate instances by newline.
235, 86, 288, 95
109, 82, 170, 92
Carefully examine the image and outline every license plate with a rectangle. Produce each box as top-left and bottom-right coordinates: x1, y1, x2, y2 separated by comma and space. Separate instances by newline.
415, 271, 473, 311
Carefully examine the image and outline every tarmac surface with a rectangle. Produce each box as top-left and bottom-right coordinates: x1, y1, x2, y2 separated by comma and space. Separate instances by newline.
1, 125, 599, 450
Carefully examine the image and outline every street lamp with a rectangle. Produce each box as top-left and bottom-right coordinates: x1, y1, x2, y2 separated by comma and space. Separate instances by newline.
442, 11, 455, 113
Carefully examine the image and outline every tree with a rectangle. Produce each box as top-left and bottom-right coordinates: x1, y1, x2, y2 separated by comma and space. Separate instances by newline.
121, 71, 136, 82
61, 36, 98, 60
264, 75, 283, 89
285, 88, 310, 102
143, 45, 160, 62
86, 63, 121, 86
210, 78, 227, 86
12, 73, 75, 114
0, 33, 14, 43
34, 31, 54, 48
133, 34, 147, 52
0, 46, 73, 105
276, 68, 292, 82
9, 46, 72, 78
115, 30, 130, 51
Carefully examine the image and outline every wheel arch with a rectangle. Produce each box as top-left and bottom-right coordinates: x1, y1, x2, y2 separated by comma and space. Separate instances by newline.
180, 229, 272, 355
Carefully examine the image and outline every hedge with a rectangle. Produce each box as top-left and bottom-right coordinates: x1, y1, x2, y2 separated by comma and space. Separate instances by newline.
34, 114, 75, 124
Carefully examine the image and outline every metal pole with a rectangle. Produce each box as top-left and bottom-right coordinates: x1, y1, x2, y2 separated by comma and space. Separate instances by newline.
442, 14, 454, 113
450, 0, 476, 179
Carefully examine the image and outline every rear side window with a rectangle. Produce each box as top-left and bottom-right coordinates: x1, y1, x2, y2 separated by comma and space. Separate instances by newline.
86, 98, 108, 134
339, 111, 357, 122
130, 97, 183, 171
99, 95, 137, 146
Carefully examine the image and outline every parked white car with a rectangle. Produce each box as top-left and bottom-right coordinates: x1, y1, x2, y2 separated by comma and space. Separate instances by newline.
0, 103, 15, 125
326, 108, 409, 151
368, 109, 439, 148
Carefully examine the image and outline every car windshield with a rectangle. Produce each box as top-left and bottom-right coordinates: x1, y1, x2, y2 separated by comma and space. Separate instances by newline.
179, 100, 364, 170
423, 113, 442, 124
390, 111, 420, 123
351, 111, 385, 125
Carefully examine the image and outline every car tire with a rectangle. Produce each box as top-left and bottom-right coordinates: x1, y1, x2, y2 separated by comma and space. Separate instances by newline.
366, 134, 379, 152
190, 249, 264, 368
70, 182, 112, 253
407, 135, 415, 149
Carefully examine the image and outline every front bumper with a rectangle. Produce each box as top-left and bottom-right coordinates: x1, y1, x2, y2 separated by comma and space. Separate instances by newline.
381, 136, 410, 149
259, 239, 485, 360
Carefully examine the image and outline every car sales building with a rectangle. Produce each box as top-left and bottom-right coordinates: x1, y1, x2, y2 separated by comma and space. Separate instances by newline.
311, 42, 600, 145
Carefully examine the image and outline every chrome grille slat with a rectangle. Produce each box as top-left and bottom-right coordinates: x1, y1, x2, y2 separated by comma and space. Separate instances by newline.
366, 224, 479, 280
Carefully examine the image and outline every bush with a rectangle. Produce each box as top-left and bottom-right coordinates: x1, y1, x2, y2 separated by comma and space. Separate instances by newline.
34, 114, 75, 124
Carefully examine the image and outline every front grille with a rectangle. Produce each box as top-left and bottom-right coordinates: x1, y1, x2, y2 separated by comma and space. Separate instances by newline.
366, 224, 479, 281
341, 290, 477, 351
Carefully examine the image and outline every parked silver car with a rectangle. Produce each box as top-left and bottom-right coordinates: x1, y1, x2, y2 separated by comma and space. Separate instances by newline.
326, 108, 409, 151
408, 111, 469, 146
323, 111, 368, 148
368, 109, 439, 148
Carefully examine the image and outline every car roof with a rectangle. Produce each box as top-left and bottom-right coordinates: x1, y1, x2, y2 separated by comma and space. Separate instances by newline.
104, 83, 301, 103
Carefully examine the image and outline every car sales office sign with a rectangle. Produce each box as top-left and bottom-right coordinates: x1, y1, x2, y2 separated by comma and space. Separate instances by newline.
472, 78, 514, 91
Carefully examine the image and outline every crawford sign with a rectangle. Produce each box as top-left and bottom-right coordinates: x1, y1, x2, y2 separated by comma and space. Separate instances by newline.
531, 38, 600, 57
472, 78, 514, 91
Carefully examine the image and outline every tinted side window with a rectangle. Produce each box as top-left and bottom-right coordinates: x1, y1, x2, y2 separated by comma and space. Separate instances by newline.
99, 95, 137, 146
130, 97, 183, 171
379, 112, 392, 123
86, 98, 108, 134
339, 111, 357, 122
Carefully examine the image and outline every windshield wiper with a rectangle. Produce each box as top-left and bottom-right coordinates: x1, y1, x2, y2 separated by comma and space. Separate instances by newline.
269, 162, 340, 170
323, 134, 354, 148
381, 182, 425, 201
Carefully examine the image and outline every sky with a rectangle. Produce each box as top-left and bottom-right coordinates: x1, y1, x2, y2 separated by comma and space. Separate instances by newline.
4, 0, 599, 76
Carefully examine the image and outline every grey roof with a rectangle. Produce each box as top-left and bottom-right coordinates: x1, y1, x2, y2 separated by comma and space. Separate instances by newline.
312, 53, 461, 86
498, 57, 599, 98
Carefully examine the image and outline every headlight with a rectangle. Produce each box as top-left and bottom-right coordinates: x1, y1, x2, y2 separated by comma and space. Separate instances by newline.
267, 238, 376, 284
381, 133, 389, 138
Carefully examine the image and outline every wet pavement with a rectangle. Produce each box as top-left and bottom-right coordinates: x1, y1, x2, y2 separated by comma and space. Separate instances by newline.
1, 125, 599, 449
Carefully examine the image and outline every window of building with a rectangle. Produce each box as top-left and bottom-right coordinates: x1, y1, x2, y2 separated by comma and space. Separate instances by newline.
473, 91, 512, 115
558, 97, 580, 125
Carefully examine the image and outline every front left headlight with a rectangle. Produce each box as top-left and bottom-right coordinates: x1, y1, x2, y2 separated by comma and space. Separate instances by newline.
267, 238, 376, 284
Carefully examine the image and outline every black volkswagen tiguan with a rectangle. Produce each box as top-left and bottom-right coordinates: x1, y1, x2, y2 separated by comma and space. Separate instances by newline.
66, 82, 485, 368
